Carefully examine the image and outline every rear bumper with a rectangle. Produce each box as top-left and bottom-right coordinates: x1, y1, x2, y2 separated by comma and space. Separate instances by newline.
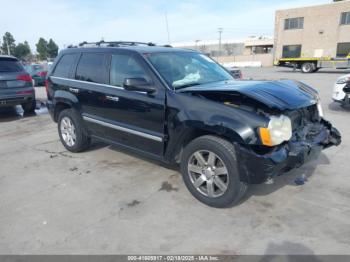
235, 119, 341, 184
0, 87, 35, 107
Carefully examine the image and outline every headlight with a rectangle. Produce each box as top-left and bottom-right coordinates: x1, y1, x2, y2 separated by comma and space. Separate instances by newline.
317, 100, 324, 118
259, 115, 292, 146
336, 77, 350, 84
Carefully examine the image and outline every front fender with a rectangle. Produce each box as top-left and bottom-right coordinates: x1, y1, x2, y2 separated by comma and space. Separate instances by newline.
167, 91, 268, 142
164, 91, 269, 162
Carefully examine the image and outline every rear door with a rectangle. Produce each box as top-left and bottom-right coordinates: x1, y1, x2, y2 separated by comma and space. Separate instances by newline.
49, 51, 108, 138
73, 52, 109, 137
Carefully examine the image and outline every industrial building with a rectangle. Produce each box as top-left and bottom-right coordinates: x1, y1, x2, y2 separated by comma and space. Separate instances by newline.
172, 37, 274, 67
274, 0, 350, 60
173, 1, 350, 67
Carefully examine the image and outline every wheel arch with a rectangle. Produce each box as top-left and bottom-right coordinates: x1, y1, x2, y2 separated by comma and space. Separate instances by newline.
165, 126, 244, 164
52, 90, 80, 122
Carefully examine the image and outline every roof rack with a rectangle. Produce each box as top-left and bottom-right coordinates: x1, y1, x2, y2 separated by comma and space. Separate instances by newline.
66, 41, 172, 48
77, 41, 157, 48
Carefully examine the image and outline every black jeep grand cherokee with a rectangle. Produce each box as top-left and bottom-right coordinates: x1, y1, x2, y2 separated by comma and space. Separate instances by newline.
46, 41, 341, 208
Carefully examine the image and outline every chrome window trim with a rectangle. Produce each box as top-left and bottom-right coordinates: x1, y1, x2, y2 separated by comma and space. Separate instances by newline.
82, 115, 163, 142
50, 76, 124, 90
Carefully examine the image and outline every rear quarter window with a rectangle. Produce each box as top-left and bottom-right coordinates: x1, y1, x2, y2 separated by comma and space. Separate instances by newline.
0, 58, 23, 73
53, 53, 78, 78
75, 53, 106, 84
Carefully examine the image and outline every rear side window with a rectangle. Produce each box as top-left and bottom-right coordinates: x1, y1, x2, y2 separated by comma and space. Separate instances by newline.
0, 58, 23, 73
53, 54, 77, 78
110, 54, 148, 87
76, 53, 106, 84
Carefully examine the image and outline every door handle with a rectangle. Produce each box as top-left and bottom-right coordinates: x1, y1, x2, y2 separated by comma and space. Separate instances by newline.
69, 88, 79, 94
106, 95, 119, 102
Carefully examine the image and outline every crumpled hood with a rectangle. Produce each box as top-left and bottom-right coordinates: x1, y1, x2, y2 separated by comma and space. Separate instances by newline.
179, 80, 319, 111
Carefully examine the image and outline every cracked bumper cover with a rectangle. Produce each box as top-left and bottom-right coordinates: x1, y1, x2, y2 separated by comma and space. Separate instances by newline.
235, 119, 341, 184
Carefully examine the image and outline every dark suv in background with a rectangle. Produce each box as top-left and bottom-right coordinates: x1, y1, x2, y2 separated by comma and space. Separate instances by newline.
46, 41, 341, 208
0, 55, 36, 113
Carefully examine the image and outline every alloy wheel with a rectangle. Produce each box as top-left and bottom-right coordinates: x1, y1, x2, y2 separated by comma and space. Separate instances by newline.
60, 117, 76, 147
187, 150, 229, 198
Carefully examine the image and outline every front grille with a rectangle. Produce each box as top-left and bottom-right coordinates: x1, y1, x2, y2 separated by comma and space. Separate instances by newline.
286, 104, 319, 132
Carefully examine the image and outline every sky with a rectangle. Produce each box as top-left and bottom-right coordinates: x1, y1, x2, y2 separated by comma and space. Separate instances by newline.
0, 0, 331, 51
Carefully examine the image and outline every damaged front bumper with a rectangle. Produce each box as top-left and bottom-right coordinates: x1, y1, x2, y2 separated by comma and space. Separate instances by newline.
235, 119, 341, 184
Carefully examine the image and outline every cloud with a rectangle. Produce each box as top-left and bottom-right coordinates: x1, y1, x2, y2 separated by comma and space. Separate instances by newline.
0, 0, 330, 51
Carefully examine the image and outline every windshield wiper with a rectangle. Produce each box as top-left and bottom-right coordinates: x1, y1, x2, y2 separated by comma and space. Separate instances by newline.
175, 82, 202, 90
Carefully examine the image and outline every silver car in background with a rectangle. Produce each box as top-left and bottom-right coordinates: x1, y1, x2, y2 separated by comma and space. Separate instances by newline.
0, 55, 36, 113
333, 74, 350, 106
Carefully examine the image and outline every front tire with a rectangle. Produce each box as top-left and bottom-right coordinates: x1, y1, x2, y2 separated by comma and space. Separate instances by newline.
58, 109, 91, 152
180, 135, 247, 208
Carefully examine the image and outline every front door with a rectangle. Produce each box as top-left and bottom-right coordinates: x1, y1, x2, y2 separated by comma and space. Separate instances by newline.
81, 51, 166, 157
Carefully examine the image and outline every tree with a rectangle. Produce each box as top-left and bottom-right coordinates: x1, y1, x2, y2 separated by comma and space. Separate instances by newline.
13, 41, 31, 60
47, 39, 59, 59
36, 37, 48, 60
1, 32, 16, 55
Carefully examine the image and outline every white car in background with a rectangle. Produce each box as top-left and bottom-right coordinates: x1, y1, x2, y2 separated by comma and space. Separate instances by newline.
333, 74, 350, 105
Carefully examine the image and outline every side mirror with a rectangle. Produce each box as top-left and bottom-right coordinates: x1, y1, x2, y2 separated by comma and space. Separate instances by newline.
123, 78, 156, 93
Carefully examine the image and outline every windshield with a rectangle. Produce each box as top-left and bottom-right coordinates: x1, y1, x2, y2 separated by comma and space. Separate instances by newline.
25, 64, 45, 74
146, 52, 233, 90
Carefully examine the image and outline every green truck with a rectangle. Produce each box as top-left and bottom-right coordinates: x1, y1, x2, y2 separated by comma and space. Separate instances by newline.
274, 54, 350, 73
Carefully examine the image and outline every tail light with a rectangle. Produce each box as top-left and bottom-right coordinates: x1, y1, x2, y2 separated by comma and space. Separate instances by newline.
37, 71, 47, 77
17, 74, 32, 82
239, 71, 243, 79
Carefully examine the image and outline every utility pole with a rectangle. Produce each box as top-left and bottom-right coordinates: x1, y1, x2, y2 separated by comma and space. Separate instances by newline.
6, 39, 10, 55
195, 40, 200, 51
218, 27, 223, 61
165, 12, 171, 44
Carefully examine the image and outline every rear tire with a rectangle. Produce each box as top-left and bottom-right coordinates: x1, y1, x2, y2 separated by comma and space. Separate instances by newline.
58, 109, 91, 152
301, 62, 315, 73
21, 99, 36, 113
180, 135, 247, 208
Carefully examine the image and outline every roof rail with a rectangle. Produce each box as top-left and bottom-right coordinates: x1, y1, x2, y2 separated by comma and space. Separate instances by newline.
77, 41, 158, 48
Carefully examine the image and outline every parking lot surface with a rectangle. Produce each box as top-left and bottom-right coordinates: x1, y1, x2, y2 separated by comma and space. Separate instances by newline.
1, 68, 350, 255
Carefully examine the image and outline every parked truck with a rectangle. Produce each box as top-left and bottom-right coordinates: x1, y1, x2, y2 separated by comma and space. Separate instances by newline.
274, 54, 350, 73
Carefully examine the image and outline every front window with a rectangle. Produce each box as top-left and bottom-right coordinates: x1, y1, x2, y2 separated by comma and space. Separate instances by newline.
110, 54, 149, 87
146, 52, 233, 90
